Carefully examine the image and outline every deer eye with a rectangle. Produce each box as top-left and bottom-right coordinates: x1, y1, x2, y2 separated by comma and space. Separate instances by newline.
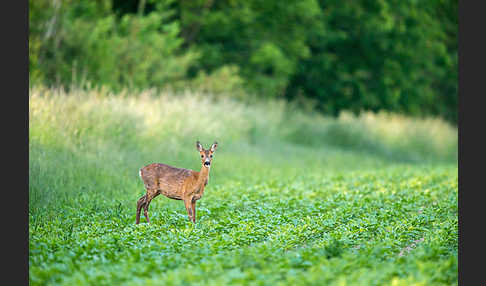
210, 155, 213, 158
201, 155, 204, 158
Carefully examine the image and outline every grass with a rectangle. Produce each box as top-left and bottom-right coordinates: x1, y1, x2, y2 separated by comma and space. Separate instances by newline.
29, 87, 457, 285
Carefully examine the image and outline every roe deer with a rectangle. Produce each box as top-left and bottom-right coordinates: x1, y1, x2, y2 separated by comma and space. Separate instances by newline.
136, 141, 218, 224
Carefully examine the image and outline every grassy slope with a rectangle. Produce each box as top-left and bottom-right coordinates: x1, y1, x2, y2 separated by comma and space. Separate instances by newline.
29, 88, 457, 285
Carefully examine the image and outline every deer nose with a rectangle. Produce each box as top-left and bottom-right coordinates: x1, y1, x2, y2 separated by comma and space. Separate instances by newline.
204, 161, 211, 166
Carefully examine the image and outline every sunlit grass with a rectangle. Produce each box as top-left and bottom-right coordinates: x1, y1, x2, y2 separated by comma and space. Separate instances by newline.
29, 87, 457, 285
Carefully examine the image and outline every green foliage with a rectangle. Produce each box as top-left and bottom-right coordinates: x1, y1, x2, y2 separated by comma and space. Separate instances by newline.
176, 0, 457, 122
178, 0, 321, 96
29, 0, 198, 91
186, 65, 246, 99
29, 88, 457, 285
286, 0, 458, 122
29, 0, 457, 122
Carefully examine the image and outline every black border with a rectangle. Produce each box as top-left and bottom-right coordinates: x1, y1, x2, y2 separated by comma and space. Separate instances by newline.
458, 0, 483, 285
2, 0, 29, 284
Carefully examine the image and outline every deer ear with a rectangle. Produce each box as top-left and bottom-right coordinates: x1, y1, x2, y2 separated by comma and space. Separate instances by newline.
196, 141, 203, 152
210, 142, 218, 152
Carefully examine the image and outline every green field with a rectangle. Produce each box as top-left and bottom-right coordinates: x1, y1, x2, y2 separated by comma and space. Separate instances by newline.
29, 88, 458, 285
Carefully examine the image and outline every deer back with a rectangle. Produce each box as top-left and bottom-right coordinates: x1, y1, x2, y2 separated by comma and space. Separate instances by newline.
140, 163, 195, 199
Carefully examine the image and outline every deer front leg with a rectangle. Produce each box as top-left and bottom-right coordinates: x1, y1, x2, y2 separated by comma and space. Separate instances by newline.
184, 199, 194, 223
191, 199, 197, 223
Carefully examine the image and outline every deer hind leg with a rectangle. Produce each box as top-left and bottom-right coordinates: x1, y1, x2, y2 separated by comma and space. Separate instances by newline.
143, 190, 158, 224
136, 194, 147, 224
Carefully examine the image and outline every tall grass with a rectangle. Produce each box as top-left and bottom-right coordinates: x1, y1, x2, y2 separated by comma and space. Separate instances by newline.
30, 86, 457, 161
29, 87, 457, 211
284, 110, 457, 162
29, 87, 457, 285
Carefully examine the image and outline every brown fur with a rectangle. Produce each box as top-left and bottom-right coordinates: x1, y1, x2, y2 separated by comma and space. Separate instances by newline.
136, 141, 218, 224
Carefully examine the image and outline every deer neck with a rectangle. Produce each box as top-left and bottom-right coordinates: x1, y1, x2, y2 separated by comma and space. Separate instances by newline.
197, 165, 210, 186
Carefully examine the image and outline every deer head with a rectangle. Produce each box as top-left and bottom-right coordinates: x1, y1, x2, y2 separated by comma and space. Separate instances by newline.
196, 141, 218, 168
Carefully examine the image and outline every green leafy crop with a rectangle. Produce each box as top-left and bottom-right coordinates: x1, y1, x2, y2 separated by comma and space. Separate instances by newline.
29, 88, 457, 285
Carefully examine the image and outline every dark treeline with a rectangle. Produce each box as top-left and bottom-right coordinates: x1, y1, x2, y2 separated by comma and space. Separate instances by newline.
29, 0, 457, 123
